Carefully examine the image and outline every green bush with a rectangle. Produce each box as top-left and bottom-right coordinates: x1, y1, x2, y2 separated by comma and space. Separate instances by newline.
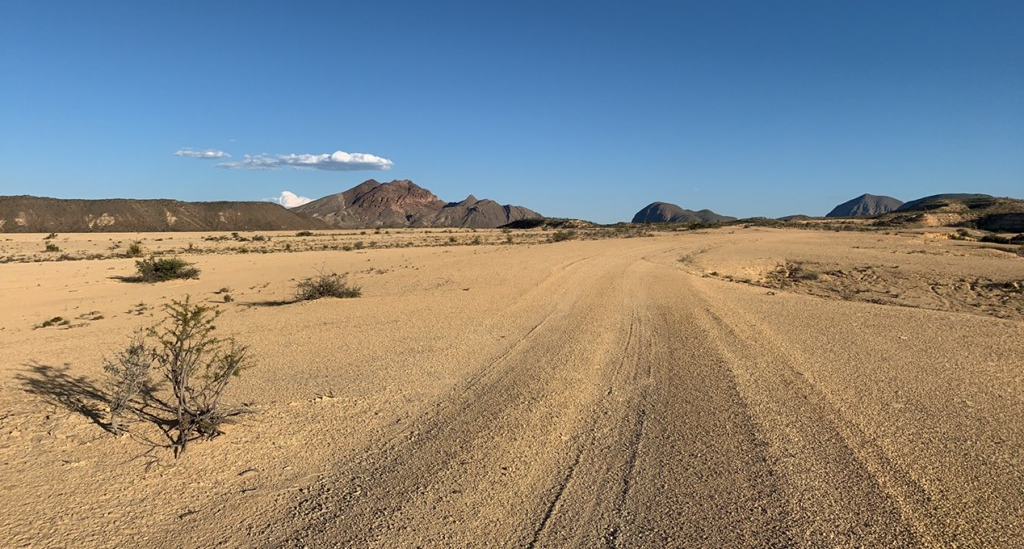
134, 257, 200, 282
295, 272, 361, 301
44, 242, 61, 252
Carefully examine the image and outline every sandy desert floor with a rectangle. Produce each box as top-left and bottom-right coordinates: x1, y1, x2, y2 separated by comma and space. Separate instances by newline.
1, 227, 1022, 548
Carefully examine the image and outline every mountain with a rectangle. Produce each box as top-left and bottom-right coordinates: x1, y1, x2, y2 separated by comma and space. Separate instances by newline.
0, 195, 321, 233
826, 194, 903, 217
631, 202, 735, 224
894, 193, 995, 212
294, 179, 542, 229
433, 195, 542, 229
294, 179, 444, 228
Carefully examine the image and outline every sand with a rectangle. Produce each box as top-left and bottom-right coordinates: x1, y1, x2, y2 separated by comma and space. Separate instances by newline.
1, 227, 1022, 547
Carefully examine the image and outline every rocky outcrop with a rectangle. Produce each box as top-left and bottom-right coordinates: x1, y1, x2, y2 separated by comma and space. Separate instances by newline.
826, 194, 903, 217
631, 202, 735, 224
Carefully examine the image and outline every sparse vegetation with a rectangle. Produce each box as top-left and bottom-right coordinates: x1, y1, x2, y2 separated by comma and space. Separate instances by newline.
133, 257, 200, 282
44, 242, 61, 253
103, 334, 151, 435
295, 230, 315, 237
125, 241, 144, 257
294, 271, 362, 301
550, 230, 577, 242
43, 232, 58, 240
105, 297, 250, 455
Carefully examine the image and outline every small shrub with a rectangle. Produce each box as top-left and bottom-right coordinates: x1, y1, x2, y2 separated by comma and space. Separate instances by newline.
44, 242, 61, 253
223, 294, 233, 302
353, 241, 365, 250
551, 230, 577, 242
296, 230, 314, 237
125, 241, 144, 258
44, 232, 58, 240
471, 235, 482, 245
134, 257, 200, 282
150, 297, 249, 454
294, 272, 361, 301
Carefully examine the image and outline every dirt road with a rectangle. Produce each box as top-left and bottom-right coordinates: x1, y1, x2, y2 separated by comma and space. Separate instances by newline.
276, 237, 1023, 548
1, 230, 1021, 547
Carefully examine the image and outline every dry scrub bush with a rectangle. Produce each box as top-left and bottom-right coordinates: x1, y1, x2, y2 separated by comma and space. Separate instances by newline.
103, 334, 152, 435
134, 257, 199, 282
105, 297, 250, 455
295, 272, 362, 301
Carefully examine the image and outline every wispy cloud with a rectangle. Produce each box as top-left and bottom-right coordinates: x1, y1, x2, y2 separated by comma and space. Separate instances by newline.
217, 154, 278, 170
175, 148, 231, 159
269, 191, 313, 208
217, 150, 393, 171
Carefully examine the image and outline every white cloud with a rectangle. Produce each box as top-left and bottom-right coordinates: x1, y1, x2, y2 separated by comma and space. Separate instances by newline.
217, 154, 279, 170
270, 191, 313, 208
277, 151, 393, 171
216, 150, 393, 171
175, 148, 230, 159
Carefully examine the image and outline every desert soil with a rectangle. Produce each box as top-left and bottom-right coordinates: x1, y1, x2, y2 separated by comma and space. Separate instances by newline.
1, 227, 1022, 548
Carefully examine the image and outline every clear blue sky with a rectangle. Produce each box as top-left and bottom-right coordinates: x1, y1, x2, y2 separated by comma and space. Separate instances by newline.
2, 1, 1021, 222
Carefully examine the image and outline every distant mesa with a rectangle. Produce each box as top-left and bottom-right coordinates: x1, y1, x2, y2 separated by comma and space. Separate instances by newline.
826, 194, 903, 217
894, 193, 995, 212
0, 195, 319, 233
0, 179, 542, 232
293, 179, 541, 229
632, 202, 736, 224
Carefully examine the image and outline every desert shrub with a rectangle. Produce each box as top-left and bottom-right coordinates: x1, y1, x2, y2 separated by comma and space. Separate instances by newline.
152, 298, 249, 454
471, 235, 482, 245
353, 241, 365, 250
134, 257, 200, 282
295, 230, 314, 237
551, 230, 577, 242
44, 242, 60, 252
103, 334, 152, 435
125, 241, 144, 257
44, 232, 58, 240
295, 272, 361, 301
104, 298, 250, 454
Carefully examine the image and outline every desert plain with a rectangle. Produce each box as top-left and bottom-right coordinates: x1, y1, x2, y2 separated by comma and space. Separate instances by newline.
1, 226, 1022, 548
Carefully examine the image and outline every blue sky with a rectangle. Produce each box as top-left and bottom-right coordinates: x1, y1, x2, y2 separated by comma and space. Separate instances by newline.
1, 1, 1021, 222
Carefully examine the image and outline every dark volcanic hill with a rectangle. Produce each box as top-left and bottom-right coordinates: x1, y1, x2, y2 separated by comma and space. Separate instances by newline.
0, 195, 321, 233
826, 194, 903, 217
631, 202, 735, 224
294, 179, 445, 228
294, 180, 542, 228
433, 195, 542, 229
